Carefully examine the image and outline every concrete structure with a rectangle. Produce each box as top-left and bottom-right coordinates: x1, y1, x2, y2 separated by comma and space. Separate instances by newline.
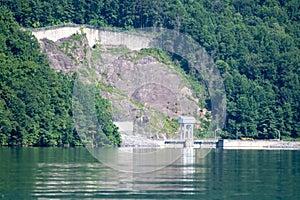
164, 140, 218, 148
31, 26, 152, 50
113, 121, 133, 135
164, 140, 186, 148
194, 140, 218, 148
178, 116, 196, 147
217, 139, 281, 149
164, 139, 300, 149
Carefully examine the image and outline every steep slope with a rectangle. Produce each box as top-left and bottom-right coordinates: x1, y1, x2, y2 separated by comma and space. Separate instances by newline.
38, 32, 209, 145
0, 7, 121, 147
3, 0, 299, 139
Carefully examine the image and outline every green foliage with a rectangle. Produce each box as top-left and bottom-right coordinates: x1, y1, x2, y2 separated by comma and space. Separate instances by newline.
0, 7, 121, 146
95, 94, 121, 146
161, 117, 179, 136
131, 48, 172, 64
1, 0, 300, 139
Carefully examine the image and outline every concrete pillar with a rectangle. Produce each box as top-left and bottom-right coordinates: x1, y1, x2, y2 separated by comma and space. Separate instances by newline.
178, 116, 196, 148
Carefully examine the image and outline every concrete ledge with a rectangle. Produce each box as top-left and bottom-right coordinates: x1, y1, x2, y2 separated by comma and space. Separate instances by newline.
165, 140, 185, 148
218, 139, 283, 149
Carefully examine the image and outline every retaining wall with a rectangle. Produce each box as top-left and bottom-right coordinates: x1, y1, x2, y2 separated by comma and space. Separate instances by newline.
217, 139, 281, 149
31, 26, 152, 50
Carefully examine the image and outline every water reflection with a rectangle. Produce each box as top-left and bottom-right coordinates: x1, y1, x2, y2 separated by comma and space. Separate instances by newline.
32, 148, 211, 199
88, 147, 184, 173
1, 148, 299, 199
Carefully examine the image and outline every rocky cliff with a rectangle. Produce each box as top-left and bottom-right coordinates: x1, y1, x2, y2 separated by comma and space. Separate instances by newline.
40, 32, 91, 73
38, 32, 208, 144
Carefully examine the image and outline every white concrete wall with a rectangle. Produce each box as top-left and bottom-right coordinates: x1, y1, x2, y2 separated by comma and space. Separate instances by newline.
165, 143, 185, 148
32, 27, 81, 43
220, 139, 280, 149
32, 26, 152, 50
114, 121, 133, 134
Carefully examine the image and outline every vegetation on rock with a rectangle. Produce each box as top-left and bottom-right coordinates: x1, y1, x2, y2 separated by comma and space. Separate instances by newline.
0, 0, 299, 140
0, 7, 121, 146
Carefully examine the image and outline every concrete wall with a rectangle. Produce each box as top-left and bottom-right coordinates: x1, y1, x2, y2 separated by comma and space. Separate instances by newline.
113, 121, 133, 134
164, 140, 186, 148
32, 26, 152, 50
218, 139, 280, 149
194, 140, 217, 148
32, 27, 80, 43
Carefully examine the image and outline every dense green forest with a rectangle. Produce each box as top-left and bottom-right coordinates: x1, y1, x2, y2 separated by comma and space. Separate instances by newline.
0, 7, 121, 146
0, 0, 299, 140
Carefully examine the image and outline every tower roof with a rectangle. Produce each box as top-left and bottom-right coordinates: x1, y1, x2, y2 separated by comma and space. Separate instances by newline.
178, 116, 196, 124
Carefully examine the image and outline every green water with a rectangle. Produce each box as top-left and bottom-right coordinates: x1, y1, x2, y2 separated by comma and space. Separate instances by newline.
0, 147, 299, 199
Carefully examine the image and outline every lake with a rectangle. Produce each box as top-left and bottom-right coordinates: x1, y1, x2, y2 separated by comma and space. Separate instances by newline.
0, 147, 299, 199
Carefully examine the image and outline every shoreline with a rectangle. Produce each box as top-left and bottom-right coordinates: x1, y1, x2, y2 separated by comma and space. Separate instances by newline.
1, 140, 300, 150
216, 139, 300, 150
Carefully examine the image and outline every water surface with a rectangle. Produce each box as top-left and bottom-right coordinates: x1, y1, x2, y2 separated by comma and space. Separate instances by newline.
0, 147, 299, 199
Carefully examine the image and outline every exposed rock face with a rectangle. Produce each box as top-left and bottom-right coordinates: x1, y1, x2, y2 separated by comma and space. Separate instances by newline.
40, 39, 78, 73
40, 33, 91, 73
100, 52, 199, 114
97, 47, 202, 138
39, 33, 206, 144
131, 83, 179, 118
55, 35, 91, 65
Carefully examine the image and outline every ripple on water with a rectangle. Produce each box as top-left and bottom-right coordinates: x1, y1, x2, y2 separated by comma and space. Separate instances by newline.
32, 159, 207, 199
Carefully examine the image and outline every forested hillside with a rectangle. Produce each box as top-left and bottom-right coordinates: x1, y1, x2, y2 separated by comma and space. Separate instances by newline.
1, 0, 299, 140
0, 7, 121, 146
